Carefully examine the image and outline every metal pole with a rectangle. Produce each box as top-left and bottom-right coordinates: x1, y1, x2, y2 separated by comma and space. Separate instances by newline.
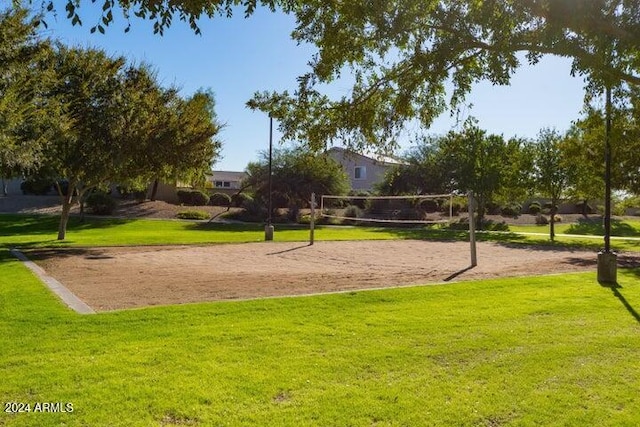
604, 85, 612, 253
268, 114, 273, 226
264, 114, 275, 241
597, 85, 617, 283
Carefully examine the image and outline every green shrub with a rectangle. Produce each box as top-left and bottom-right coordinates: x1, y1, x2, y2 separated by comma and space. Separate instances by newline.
447, 217, 470, 230
243, 199, 267, 220
535, 214, 549, 225
482, 219, 510, 231
176, 210, 210, 220
417, 199, 439, 213
528, 202, 541, 215
116, 185, 147, 201
344, 205, 363, 218
86, 192, 117, 215
349, 191, 370, 209
397, 208, 424, 220
231, 193, 253, 208
177, 190, 192, 205
177, 190, 210, 206
210, 192, 232, 207
441, 199, 462, 216
365, 198, 390, 214
190, 190, 210, 206
500, 203, 521, 217
20, 178, 53, 195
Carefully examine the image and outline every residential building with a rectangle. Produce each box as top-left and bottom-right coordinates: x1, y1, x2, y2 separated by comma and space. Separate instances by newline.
326, 147, 403, 191
207, 171, 247, 195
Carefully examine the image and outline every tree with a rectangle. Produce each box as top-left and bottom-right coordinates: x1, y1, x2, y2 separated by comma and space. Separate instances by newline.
533, 128, 574, 241
34, 0, 299, 35
563, 91, 640, 203
40, 46, 131, 239
112, 67, 223, 200
36, 46, 223, 240
0, 8, 51, 187
244, 147, 349, 217
496, 137, 536, 207
376, 136, 448, 196
246, 1, 639, 151
438, 120, 511, 226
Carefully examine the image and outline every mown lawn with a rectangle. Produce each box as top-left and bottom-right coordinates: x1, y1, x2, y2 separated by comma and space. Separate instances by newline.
1, 213, 640, 425
2, 213, 640, 252
1, 248, 640, 426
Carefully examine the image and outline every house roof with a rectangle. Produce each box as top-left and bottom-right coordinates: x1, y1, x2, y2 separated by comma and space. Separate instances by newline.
209, 171, 247, 181
327, 146, 405, 166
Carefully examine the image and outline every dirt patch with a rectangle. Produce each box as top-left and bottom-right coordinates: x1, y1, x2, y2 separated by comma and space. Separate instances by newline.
25, 240, 611, 312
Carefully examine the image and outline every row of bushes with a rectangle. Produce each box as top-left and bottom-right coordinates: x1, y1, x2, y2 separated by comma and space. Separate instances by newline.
177, 190, 254, 207
495, 201, 591, 218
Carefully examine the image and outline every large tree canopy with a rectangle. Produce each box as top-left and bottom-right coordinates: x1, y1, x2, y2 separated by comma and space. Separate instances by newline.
0, 8, 51, 178
36, 1, 640, 151
25, 44, 222, 240
36, 0, 297, 34
247, 0, 640, 151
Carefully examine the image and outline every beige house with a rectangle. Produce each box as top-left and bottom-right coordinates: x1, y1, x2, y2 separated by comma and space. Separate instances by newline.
327, 147, 403, 191
206, 171, 247, 195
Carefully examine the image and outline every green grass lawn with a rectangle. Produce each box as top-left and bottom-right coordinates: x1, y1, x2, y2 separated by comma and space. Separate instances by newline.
2, 213, 640, 253
0, 214, 420, 247
2, 213, 640, 425
1, 248, 640, 426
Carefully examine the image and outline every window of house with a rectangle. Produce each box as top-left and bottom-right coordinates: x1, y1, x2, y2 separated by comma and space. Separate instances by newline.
223, 181, 231, 188
354, 166, 366, 180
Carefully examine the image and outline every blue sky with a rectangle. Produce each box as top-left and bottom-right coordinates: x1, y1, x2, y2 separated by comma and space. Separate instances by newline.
43, 4, 589, 172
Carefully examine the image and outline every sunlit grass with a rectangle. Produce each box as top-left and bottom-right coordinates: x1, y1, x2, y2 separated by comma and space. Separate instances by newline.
3, 213, 640, 252
1, 248, 640, 426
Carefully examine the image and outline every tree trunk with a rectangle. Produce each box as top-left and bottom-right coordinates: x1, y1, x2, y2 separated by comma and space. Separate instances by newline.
549, 204, 557, 242
475, 197, 485, 230
1, 177, 7, 197
57, 183, 78, 241
581, 199, 589, 216
79, 197, 85, 222
150, 178, 159, 201
57, 197, 72, 240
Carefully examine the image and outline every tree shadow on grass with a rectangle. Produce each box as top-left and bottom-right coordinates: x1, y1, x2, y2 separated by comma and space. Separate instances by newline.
0, 246, 97, 266
0, 213, 133, 235
366, 226, 528, 244
566, 217, 640, 238
19, 247, 100, 261
600, 278, 640, 324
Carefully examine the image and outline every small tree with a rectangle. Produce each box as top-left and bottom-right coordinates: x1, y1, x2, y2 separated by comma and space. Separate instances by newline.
0, 9, 52, 183
439, 120, 510, 227
244, 148, 350, 217
376, 137, 448, 196
533, 128, 574, 241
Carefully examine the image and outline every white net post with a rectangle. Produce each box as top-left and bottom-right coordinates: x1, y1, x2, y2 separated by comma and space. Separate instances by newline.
468, 192, 477, 267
